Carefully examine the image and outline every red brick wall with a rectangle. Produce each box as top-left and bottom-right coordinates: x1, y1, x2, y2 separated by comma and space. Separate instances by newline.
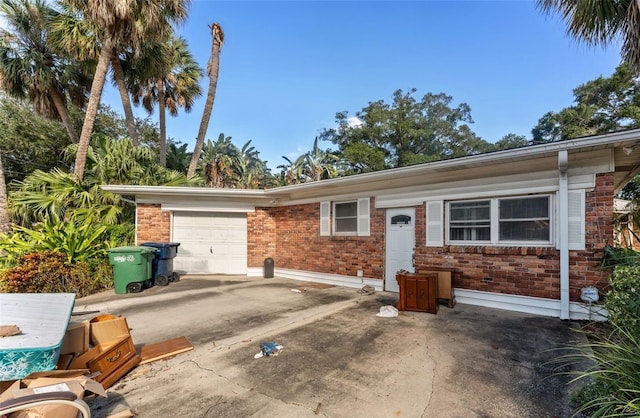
247, 208, 277, 266
136, 204, 171, 243
414, 173, 614, 302
249, 198, 386, 278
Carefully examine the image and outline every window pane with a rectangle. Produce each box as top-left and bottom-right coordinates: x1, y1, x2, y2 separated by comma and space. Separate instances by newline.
449, 201, 490, 241
500, 220, 550, 240
336, 218, 357, 233
500, 197, 548, 219
335, 202, 357, 217
499, 196, 550, 241
450, 201, 490, 221
335, 202, 357, 233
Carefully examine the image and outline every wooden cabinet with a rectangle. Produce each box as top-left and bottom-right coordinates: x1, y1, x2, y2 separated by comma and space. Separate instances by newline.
396, 272, 438, 314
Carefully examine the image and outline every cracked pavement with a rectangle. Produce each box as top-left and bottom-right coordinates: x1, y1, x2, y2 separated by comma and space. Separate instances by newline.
76, 276, 584, 417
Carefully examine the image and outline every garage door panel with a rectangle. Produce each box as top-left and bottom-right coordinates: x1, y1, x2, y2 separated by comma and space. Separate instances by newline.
172, 211, 247, 274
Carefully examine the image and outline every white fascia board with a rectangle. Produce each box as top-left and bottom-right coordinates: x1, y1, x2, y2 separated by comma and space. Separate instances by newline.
161, 201, 255, 213
102, 185, 269, 199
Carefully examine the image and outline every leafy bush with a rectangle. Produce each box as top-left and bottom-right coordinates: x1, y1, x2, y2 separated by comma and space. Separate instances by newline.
103, 222, 135, 247
0, 251, 113, 297
0, 219, 108, 264
606, 265, 640, 333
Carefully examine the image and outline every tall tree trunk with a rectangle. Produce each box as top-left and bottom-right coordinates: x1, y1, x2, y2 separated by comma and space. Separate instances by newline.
111, 54, 139, 146
157, 79, 167, 167
187, 23, 224, 178
0, 154, 10, 233
74, 40, 113, 183
49, 86, 79, 144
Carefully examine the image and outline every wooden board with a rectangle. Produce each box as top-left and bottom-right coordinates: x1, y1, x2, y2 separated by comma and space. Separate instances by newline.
139, 337, 193, 365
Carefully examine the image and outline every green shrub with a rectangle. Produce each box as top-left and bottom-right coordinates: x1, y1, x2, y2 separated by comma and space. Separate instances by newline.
554, 324, 640, 417
0, 250, 112, 297
606, 265, 640, 333
0, 219, 108, 264
104, 222, 135, 247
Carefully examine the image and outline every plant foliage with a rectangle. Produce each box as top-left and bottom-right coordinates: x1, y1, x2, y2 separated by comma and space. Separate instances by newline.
0, 250, 112, 297
605, 265, 640, 334
0, 219, 108, 263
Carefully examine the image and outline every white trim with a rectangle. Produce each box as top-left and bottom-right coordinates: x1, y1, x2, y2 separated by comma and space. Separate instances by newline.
161, 202, 255, 213
455, 288, 608, 320
275, 268, 383, 291
247, 267, 263, 277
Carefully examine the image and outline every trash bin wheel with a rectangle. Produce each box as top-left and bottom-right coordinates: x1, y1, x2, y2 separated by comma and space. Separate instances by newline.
155, 274, 170, 286
127, 282, 143, 293
172, 272, 180, 282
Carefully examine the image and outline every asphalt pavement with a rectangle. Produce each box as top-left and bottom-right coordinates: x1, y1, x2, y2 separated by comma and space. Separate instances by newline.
74, 275, 586, 418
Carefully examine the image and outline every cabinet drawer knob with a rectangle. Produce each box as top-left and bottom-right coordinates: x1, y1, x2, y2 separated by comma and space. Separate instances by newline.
107, 349, 122, 363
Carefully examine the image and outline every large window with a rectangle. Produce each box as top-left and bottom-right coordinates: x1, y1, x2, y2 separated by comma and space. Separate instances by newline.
447, 195, 551, 245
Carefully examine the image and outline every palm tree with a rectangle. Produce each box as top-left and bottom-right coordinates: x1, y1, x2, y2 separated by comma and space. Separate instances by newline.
303, 137, 340, 181
0, 153, 10, 233
166, 141, 191, 172
0, 0, 89, 144
538, 0, 640, 71
59, 0, 190, 182
277, 155, 306, 185
198, 133, 236, 188
187, 22, 224, 177
130, 36, 202, 167
232, 140, 268, 188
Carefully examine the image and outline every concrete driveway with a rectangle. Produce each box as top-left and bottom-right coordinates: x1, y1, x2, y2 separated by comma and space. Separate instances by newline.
74, 276, 584, 418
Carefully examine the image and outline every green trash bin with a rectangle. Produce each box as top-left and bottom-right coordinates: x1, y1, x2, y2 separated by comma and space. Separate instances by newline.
107, 246, 157, 294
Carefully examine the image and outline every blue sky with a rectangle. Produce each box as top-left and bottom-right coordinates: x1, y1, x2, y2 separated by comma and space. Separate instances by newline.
102, 0, 622, 171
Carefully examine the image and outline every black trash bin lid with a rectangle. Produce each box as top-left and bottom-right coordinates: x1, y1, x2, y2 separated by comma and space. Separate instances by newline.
141, 242, 181, 248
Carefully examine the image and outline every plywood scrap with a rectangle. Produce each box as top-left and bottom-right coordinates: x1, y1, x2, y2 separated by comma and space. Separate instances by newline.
139, 336, 193, 365
107, 408, 136, 418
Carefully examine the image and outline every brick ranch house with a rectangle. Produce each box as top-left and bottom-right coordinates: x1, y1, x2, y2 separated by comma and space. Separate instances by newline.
103, 129, 640, 320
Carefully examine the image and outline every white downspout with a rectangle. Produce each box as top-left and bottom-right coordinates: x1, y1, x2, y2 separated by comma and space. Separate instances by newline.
558, 150, 570, 319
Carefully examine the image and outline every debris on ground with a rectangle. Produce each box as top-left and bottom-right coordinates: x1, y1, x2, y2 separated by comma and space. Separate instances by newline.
376, 305, 398, 318
291, 288, 307, 293
254, 342, 284, 359
139, 336, 193, 365
359, 285, 375, 295
107, 408, 137, 418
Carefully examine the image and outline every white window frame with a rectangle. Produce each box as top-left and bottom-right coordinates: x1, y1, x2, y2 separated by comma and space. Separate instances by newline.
445, 194, 554, 246
333, 200, 358, 236
320, 198, 370, 237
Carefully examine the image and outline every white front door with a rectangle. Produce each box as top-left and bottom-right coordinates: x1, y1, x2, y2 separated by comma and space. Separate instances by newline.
172, 211, 248, 274
385, 208, 415, 292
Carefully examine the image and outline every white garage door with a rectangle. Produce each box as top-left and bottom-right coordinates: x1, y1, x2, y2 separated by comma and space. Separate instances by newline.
172, 211, 248, 274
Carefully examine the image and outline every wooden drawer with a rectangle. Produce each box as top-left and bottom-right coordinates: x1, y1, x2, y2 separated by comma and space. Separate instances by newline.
88, 335, 140, 388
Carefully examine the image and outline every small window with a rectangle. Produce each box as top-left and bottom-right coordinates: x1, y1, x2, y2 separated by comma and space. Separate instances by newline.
334, 201, 358, 234
391, 215, 412, 225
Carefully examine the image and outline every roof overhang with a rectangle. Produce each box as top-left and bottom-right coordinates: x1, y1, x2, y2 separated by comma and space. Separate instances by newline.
102, 128, 640, 205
